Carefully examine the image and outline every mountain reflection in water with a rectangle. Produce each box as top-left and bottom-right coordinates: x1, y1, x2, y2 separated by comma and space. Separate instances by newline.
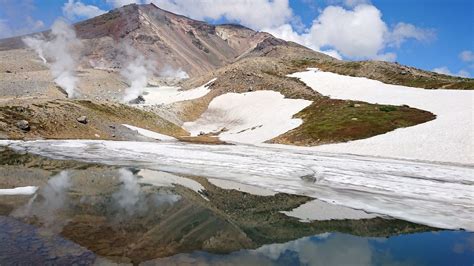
0, 150, 472, 265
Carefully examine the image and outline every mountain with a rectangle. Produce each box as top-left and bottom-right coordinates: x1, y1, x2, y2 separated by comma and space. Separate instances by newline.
1, 3, 471, 87
0, 3, 284, 77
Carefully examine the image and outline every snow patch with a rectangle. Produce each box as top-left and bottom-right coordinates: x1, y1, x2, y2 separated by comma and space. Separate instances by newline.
183, 90, 312, 144
140, 78, 215, 105
289, 69, 474, 165
122, 124, 176, 141
281, 199, 379, 222
0, 186, 38, 196
137, 169, 208, 200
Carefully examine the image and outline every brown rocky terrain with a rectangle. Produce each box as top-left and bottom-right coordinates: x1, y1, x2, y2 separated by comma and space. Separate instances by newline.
0, 98, 186, 140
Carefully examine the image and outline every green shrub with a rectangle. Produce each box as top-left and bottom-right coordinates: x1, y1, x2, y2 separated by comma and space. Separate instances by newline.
379, 105, 398, 112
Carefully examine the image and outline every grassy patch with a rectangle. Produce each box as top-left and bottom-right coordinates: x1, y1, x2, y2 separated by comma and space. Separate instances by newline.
379, 105, 398, 112
271, 97, 435, 146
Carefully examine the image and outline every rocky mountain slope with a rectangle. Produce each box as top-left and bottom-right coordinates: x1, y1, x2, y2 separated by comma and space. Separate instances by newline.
0, 3, 276, 77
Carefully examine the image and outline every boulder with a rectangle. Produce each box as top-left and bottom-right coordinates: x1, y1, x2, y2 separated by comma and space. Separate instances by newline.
128, 95, 145, 104
16, 120, 30, 131
76, 116, 88, 124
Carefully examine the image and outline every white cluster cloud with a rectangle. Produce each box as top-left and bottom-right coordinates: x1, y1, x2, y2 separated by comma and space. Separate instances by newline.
265, 4, 433, 61
305, 5, 388, 59
388, 22, 436, 48
0, 16, 45, 39
459, 50, 474, 63
107, 0, 293, 30
327, 0, 371, 8
432, 66, 470, 78
62, 0, 107, 20
432, 50, 473, 78
106, 0, 142, 8
0, 0, 45, 38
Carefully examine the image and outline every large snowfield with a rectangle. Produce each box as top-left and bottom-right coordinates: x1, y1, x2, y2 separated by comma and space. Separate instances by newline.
2, 139, 473, 231
183, 90, 311, 144
290, 69, 474, 165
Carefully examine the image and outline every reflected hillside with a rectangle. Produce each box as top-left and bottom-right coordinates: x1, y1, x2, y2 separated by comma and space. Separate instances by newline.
0, 149, 433, 264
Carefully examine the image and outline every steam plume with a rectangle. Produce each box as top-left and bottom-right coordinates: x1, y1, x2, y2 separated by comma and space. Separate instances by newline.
23, 37, 47, 64
160, 66, 189, 79
112, 168, 181, 216
121, 45, 156, 103
113, 168, 141, 215
12, 171, 72, 232
23, 19, 82, 98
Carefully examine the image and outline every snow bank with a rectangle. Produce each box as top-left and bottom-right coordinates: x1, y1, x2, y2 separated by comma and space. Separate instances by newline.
0, 186, 38, 196
122, 124, 176, 141
137, 169, 208, 200
281, 199, 378, 222
140, 78, 216, 105
289, 69, 474, 165
5, 140, 473, 231
183, 90, 312, 144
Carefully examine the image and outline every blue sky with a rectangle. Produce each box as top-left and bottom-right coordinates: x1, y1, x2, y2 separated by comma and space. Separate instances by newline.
0, 0, 472, 77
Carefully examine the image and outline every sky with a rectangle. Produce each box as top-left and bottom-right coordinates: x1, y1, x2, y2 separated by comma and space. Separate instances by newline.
0, 0, 473, 77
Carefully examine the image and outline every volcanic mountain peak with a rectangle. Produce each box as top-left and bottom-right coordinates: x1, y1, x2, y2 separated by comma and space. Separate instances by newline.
98, 3, 291, 76
0, 3, 288, 77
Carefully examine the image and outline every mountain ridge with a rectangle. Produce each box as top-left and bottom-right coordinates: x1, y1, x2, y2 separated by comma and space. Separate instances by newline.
0, 3, 472, 88
0, 3, 286, 77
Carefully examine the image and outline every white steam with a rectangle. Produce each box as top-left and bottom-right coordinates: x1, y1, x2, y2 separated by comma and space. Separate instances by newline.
23, 37, 47, 64
12, 171, 72, 232
121, 45, 156, 103
23, 19, 81, 98
113, 168, 141, 214
159, 65, 189, 80
112, 168, 181, 216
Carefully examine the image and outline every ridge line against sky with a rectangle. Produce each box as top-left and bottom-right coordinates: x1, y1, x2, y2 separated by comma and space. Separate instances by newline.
0, 0, 472, 77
